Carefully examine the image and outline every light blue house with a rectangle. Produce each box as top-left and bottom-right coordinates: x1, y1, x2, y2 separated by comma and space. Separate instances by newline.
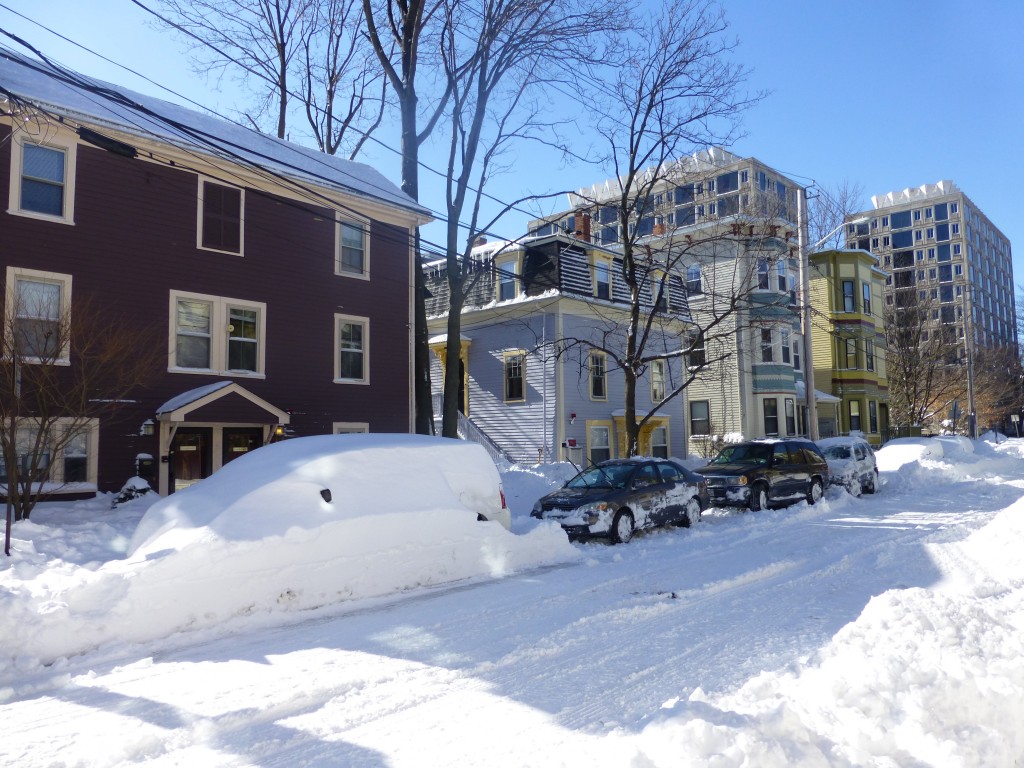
424, 233, 691, 465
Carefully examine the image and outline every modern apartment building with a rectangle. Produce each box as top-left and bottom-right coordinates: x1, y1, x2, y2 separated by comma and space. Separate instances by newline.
847, 181, 1017, 358
531, 149, 815, 451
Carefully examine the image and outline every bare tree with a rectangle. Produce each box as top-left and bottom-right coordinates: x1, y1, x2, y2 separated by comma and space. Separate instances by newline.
1, 290, 161, 554
436, 0, 618, 439
883, 288, 965, 429
299, 0, 388, 158
362, 0, 452, 435
144, 0, 385, 154
556, 0, 763, 456
971, 345, 1024, 433
146, 0, 310, 138
807, 179, 866, 250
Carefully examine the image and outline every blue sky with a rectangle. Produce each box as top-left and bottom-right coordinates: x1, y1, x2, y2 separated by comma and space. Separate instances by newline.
3, 0, 1022, 285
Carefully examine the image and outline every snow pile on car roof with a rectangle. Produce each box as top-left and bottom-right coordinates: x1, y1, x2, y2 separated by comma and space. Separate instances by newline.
6, 435, 578, 666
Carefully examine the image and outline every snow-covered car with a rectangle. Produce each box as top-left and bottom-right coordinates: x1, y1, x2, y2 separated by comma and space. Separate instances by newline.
817, 436, 878, 495
530, 458, 708, 544
130, 433, 511, 557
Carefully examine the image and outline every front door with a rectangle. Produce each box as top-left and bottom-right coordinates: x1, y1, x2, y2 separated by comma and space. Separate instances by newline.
171, 428, 212, 492
223, 427, 263, 467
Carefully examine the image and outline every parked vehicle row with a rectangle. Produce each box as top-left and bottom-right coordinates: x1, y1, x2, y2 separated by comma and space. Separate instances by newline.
532, 436, 879, 544
817, 436, 879, 495
531, 458, 708, 544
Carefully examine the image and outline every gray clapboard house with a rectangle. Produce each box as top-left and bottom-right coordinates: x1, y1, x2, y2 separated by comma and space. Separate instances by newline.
424, 233, 691, 465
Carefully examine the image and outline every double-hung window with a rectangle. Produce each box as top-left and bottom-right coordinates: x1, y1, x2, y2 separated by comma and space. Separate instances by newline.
650, 426, 668, 458
9, 135, 77, 224
198, 178, 243, 254
689, 400, 711, 436
849, 400, 861, 431
171, 291, 266, 375
337, 219, 368, 277
589, 424, 611, 464
781, 328, 791, 364
763, 398, 779, 435
504, 351, 525, 402
760, 328, 773, 362
862, 283, 872, 316
650, 359, 666, 402
842, 280, 855, 312
496, 255, 519, 301
228, 307, 259, 371
846, 338, 858, 369
685, 264, 702, 294
757, 258, 770, 290
785, 398, 796, 435
335, 315, 369, 383
6, 267, 72, 363
589, 351, 607, 400
865, 340, 875, 372
592, 257, 612, 300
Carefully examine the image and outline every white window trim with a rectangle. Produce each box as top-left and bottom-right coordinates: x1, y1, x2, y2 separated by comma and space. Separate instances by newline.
5, 266, 73, 365
196, 176, 245, 256
333, 422, 369, 434
3, 417, 99, 490
335, 213, 371, 280
7, 131, 78, 225
169, 290, 267, 377
334, 313, 370, 385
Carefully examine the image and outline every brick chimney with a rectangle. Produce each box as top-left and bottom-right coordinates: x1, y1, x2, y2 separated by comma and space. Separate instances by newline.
574, 211, 592, 240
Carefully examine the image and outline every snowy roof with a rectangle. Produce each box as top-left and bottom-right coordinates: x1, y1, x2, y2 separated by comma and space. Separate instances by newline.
795, 381, 842, 403
870, 180, 959, 209
155, 382, 233, 415
0, 49, 429, 218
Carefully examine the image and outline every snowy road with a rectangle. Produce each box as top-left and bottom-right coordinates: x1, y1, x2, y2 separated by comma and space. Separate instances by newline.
3, 443, 1024, 766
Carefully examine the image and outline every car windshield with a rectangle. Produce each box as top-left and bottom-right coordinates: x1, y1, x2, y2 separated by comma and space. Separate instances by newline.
823, 445, 852, 460
565, 463, 634, 489
710, 443, 773, 465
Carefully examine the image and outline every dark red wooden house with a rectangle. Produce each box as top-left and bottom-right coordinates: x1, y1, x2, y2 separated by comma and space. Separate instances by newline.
0, 50, 429, 497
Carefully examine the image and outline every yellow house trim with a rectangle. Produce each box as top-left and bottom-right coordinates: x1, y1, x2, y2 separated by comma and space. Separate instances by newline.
612, 414, 670, 457
429, 338, 472, 415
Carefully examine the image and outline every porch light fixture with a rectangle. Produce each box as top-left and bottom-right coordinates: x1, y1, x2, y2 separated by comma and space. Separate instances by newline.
139, 419, 155, 437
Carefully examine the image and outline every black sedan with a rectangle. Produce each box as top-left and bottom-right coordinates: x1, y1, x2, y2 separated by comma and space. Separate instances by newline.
530, 458, 709, 544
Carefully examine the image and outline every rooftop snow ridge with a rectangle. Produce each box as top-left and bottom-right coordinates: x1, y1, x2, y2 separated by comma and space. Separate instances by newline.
870, 180, 959, 209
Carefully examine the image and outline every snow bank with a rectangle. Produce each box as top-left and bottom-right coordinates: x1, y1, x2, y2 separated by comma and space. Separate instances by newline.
0, 436, 579, 673
631, 451, 1024, 768
875, 437, 943, 471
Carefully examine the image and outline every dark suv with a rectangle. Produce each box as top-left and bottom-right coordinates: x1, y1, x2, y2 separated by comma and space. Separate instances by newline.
694, 439, 829, 511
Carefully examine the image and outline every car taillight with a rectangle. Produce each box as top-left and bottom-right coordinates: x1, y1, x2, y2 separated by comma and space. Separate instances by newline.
499, 485, 508, 509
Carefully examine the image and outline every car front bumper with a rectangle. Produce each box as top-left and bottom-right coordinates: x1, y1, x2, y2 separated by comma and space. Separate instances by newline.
706, 485, 752, 507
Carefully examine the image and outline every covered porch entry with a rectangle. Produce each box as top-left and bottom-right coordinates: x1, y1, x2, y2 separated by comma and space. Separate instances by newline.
155, 382, 290, 495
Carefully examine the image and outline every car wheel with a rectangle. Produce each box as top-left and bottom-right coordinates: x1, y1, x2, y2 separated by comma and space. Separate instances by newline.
611, 510, 634, 544
683, 497, 702, 528
863, 471, 877, 494
807, 478, 823, 505
748, 484, 768, 512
